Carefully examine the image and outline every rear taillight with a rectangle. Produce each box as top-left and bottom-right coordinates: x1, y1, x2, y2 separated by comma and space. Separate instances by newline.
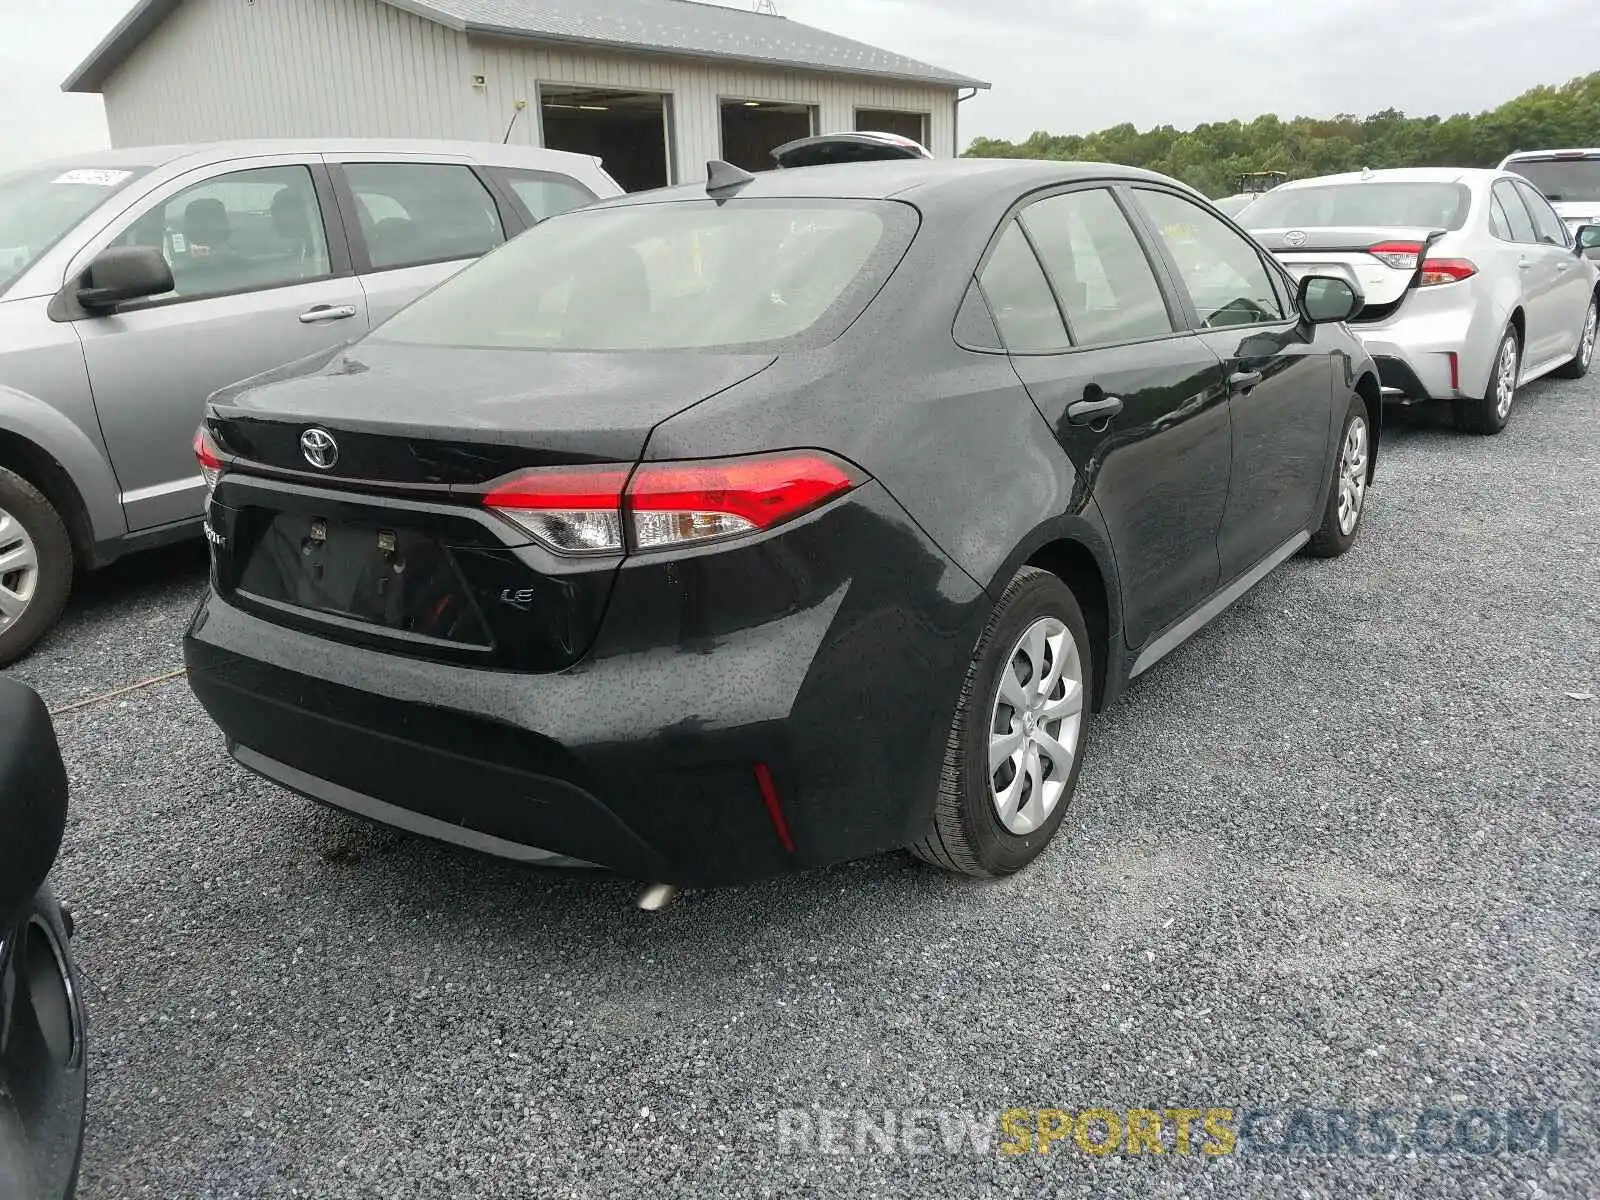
481, 451, 865, 555
193, 426, 224, 492
1369, 241, 1423, 270
1416, 258, 1477, 286
481, 466, 631, 555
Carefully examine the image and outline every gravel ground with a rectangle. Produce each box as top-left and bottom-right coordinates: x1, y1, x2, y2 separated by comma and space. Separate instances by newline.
5, 374, 1598, 1200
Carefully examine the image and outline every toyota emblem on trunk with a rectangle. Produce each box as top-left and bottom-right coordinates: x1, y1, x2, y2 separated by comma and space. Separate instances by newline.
300, 428, 339, 470
1284, 230, 1307, 247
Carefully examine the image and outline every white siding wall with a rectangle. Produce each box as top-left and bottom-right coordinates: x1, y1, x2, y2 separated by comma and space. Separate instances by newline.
99, 0, 961, 171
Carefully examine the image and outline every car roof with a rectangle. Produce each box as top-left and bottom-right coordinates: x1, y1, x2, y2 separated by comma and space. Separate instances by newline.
1501, 148, 1600, 161
7, 138, 605, 173
586, 157, 1197, 208
1273, 167, 1502, 189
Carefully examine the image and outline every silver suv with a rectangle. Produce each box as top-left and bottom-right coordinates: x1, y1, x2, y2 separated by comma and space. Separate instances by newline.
1242, 167, 1600, 435
0, 139, 620, 664
1499, 148, 1600, 235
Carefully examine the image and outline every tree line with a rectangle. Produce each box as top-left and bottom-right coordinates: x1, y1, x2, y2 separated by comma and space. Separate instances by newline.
963, 72, 1600, 198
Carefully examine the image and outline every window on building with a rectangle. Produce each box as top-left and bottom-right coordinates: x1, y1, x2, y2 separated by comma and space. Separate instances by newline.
855, 109, 929, 148
112, 164, 331, 302
343, 163, 505, 271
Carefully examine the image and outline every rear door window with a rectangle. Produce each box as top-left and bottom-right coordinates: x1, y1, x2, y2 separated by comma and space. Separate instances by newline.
1493, 181, 1538, 244
343, 163, 505, 271
489, 169, 597, 224
977, 221, 1069, 354
1020, 188, 1175, 346
1514, 180, 1570, 247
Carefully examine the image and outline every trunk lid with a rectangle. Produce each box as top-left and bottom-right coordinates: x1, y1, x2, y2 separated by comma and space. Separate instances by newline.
1252, 225, 1446, 317
771, 131, 933, 169
204, 341, 777, 670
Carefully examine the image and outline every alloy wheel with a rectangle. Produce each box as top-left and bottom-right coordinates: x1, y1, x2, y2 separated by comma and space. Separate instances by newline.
1337, 416, 1369, 536
1582, 301, 1598, 371
988, 616, 1085, 836
0, 506, 40, 633
1495, 335, 1519, 421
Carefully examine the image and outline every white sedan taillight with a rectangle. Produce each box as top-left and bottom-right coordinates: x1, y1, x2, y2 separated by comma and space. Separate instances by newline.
481, 451, 865, 555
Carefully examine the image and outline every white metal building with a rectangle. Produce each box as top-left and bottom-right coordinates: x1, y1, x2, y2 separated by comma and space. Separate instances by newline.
63, 0, 989, 190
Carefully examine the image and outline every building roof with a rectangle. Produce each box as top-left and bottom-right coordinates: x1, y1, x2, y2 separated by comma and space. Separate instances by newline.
62, 0, 989, 93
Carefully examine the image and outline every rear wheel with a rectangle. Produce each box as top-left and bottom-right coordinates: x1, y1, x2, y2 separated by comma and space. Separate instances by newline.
0, 467, 74, 667
1554, 293, 1597, 380
911, 567, 1091, 878
1454, 327, 1519, 435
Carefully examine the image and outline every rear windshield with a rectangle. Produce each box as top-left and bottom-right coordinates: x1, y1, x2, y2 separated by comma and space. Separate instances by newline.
0, 164, 151, 291
371, 198, 914, 353
1242, 182, 1473, 231
1503, 157, 1600, 204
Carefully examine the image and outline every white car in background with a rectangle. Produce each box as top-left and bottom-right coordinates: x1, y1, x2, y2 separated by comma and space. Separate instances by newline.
1500, 149, 1600, 235
1242, 167, 1600, 434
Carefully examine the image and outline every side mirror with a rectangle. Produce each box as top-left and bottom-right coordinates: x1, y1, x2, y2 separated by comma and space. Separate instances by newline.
1298, 274, 1362, 324
1575, 224, 1600, 259
76, 245, 174, 310
0, 679, 69, 925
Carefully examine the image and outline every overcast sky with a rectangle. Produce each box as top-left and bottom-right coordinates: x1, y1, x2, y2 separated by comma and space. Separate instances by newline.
2, 0, 1596, 170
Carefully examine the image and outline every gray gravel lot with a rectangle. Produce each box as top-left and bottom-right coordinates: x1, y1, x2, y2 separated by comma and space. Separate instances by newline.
6, 376, 1598, 1199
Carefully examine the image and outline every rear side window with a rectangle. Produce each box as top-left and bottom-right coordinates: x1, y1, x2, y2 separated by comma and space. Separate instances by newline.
1515, 180, 1569, 246
491, 169, 596, 223
343, 163, 505, 271
1136, 189, 1286, 328
1493, 181, 1538, 243
977, 221, 1069, 354
1489, 193, 1514, 241
1020, 188, 1174, 347
371, 199, 911, 352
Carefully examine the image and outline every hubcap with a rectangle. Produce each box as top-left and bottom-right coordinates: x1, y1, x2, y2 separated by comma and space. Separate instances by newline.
1582, 301, 1597, 370
0, 507, 40, 633
1337, 416, 1369, 536
988, 616, 1085, 836
1495, 335, 1518, 421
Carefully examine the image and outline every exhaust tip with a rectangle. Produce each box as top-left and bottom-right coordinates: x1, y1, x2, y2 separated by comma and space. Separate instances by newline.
635, 883, 680, 912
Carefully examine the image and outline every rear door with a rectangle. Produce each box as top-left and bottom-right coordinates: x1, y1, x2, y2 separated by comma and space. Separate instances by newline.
986, 185, 1232, 650
326, 155, 513, 326
1513, 178, 1591, 364
1494, 180, 1564, 366
69, 155, 369, 532
1130, 186, 1335, 580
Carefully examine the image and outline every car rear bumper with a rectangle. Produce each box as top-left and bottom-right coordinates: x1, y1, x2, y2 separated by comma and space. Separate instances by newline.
1354, 283, 1505, 402
184, 481, 989, 887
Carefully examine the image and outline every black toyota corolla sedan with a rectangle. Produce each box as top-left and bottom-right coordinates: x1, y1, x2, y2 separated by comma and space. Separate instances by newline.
184, 156, 1380, 890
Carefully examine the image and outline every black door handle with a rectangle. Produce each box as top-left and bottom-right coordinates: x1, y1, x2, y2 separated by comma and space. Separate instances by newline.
1066, 395, 1124, 425
1228, 370, 1264, 393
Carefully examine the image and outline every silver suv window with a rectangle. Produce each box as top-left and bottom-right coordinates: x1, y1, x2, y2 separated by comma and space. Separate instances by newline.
344, 163, 505, 271
110, 165, 332, 303
0, 164, 151, 291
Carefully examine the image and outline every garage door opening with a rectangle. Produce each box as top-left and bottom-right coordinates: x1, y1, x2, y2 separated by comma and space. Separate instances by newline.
856, 109, 930, 149
540, 87, 670, 192
719, 100, 815, 172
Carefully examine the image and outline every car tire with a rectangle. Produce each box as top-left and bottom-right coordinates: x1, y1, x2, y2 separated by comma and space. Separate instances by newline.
1553, 292, 1597, 380
1454, 326, 1519, 435
0, 467, 74, 668
1304, 394, 1372, 559
911, 567, 1091, 878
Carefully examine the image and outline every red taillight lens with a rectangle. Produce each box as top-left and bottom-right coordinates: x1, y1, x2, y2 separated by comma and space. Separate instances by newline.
481, 465, 630, 555
627, 451, 861, 549
1369, 241, 1424, 270
193, 425, 224, 491
1416, 258, 1477, 286
480, 452, 864, 555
